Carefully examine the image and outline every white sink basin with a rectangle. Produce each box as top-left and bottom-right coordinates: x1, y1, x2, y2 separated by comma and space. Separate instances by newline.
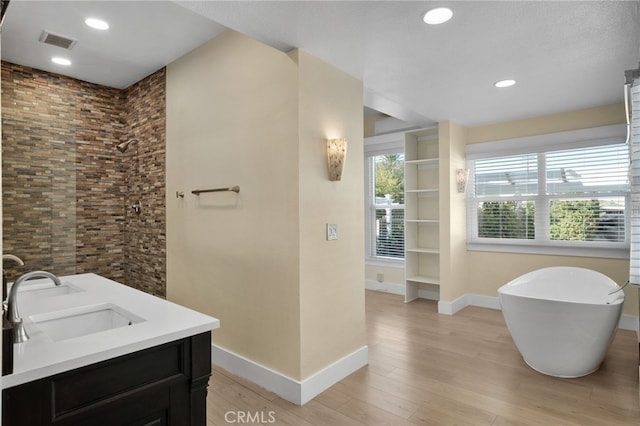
17, 282, 83, 302
30, 303, 145, 342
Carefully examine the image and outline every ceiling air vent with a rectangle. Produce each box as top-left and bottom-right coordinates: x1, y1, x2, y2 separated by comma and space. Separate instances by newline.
39, 30, 77, 49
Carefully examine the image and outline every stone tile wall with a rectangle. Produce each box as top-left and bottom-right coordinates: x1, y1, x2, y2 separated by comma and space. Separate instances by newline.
122, 69, 166, 297
1, 62, 166, 296
73, 79, 127, 282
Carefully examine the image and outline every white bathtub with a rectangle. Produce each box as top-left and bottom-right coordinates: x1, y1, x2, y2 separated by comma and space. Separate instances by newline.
498, 266, 624, 378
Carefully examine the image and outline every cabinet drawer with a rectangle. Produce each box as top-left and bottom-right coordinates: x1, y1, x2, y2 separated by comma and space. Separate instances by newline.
54, 380, 174, 426
52, 340, 186, 417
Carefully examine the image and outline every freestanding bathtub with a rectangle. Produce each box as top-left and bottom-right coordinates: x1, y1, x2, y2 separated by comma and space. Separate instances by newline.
498, 266, 624, 378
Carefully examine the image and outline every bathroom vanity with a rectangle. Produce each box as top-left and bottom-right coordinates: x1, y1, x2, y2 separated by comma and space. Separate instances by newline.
0, 273, 220, 425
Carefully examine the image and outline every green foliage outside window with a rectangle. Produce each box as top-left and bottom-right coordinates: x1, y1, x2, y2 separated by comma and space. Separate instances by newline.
550, 199, 624, 242
478, 201, 535, 239
373, 154, 404, 258
549, 200, 601, 241
478, 199, 624, 242
375, 154, 404, 204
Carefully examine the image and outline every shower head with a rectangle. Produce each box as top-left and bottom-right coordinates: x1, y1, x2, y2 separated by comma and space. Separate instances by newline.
116, 138, 139, 153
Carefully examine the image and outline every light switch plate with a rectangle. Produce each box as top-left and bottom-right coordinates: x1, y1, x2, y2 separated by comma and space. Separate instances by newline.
327, 223, 338, 241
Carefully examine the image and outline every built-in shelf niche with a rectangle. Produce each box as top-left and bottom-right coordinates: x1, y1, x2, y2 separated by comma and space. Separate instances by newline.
404, 127, 440, 302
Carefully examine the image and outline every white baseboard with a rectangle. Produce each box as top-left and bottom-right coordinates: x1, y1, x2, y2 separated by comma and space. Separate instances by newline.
365, 279, 639, 332
367, 284, 638, 332
211, 344, 368, 405
437, 295, 468, 315
467, 294, 502, 310
300, 346, 369, 404
365, 279, 439, 301
619, 314, 639, 332
438, 294, 501, 314
436, 293, 639, 332
416, 288, 440, 301
365, 279, 405, 295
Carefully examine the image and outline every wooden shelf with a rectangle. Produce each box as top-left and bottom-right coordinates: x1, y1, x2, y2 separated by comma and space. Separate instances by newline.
406, 247, 440, 254
404, 127, 441, 302
405, 158, 439, 168
406, 275, 440, 285
405, 126, 441, 303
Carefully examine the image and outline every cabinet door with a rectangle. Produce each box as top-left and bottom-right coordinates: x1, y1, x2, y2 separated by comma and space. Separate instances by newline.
2, 332, 211, 426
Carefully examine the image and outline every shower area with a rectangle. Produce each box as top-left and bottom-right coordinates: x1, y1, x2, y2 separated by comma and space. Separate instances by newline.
1, 62, 166, 297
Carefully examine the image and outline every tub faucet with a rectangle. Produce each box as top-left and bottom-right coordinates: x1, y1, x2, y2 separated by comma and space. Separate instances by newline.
7, 271, 61, 343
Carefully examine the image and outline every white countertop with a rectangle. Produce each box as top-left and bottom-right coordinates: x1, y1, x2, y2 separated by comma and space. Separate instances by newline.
0, 273, 220, 389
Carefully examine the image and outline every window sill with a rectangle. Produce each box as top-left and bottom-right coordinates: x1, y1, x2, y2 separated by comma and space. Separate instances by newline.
365, 257, 405, 268
467, 243, 629, 260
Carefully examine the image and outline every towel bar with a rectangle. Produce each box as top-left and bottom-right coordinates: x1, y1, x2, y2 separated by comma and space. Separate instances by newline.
191, 186, 240, 195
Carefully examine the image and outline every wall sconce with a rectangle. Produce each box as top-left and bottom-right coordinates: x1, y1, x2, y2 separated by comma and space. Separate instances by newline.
456, 168, 469, 193
327, 138, 347, 181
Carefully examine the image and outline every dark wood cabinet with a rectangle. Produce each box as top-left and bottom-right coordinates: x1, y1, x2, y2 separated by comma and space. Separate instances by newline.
2, 331, 211, 425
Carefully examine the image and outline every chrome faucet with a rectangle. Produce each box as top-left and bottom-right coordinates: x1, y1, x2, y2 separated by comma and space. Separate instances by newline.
3, 254, 24, 267
7, 271, 62, 343
3, 254, 25, 306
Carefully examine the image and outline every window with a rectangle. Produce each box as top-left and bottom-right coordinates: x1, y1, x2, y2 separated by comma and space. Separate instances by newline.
365, 150, 405, 261
467, 125, 629, 257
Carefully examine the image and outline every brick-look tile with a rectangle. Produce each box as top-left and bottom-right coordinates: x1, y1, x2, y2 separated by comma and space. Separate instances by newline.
122, 69, 166, 297
1, 62, 166, 297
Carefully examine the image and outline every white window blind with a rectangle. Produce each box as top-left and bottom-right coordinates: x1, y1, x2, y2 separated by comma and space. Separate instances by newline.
467, 125, 629, 255
367, 154, 405, 259
546, 144, 628, 243
364, 134, 405, 262
474, 153, 538, 197
629, 79, 640, 283
474, 154, 537, 239
546, 145, 629, 196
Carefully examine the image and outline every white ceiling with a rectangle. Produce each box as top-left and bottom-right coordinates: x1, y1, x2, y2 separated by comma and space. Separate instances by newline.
0, 0, 227, 89
2, 1, 640, 128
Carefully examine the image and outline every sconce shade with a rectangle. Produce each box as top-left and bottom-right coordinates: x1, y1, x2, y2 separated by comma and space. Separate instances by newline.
327, 138, 347, 181
456, 168, 469, 193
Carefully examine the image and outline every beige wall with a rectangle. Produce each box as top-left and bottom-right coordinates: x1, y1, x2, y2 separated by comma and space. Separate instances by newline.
465, 103, 637, 316
166, 30, 302, 378
294, 50, 366, 377
438, 121, 468, 302
467, 103, 625, 144
166, 30, 365, 381
364, 264, 404, 285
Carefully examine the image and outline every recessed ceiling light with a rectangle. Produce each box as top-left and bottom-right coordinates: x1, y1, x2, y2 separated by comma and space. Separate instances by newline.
423, 7, 453, 25
85, 18, 109, 30
51, 57, 71, 66
495, 79, 516, 88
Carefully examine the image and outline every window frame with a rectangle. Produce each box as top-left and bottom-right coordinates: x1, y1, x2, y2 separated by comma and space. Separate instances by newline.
364, 133, 405, 265
466, 124, 630, 259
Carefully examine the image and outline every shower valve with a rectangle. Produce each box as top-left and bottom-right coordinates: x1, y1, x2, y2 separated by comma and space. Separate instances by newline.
132, 201, 142, 215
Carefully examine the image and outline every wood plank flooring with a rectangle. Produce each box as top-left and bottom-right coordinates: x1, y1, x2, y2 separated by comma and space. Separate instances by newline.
206, 290, 640, 425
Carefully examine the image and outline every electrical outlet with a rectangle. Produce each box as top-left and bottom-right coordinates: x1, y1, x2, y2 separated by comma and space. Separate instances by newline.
327, 223, 338, 240
376, 273, 384, 283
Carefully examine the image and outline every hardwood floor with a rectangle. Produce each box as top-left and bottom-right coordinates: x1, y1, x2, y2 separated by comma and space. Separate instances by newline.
206, 290, 640, 425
